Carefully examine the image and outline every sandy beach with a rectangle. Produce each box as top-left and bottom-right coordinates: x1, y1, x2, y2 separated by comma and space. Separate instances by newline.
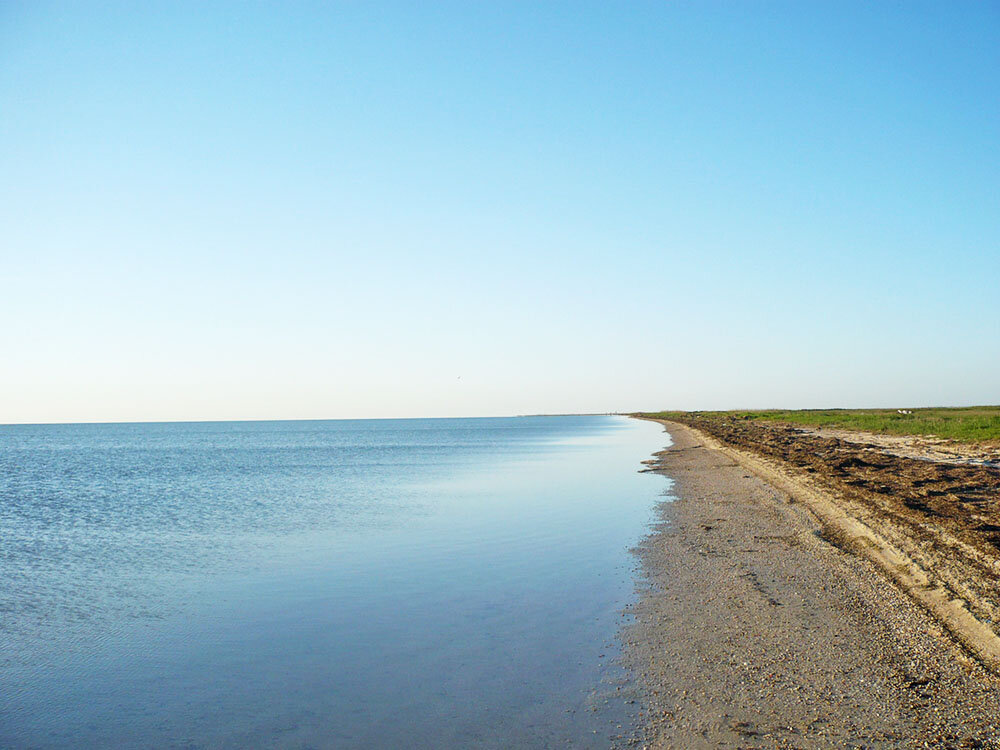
625, 420, 1000, 748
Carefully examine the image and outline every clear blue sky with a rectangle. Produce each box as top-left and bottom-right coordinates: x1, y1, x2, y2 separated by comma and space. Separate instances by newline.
2, 2, 998, 422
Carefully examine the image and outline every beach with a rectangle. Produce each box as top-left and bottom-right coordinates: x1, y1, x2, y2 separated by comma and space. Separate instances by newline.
626, 419, 1000, 747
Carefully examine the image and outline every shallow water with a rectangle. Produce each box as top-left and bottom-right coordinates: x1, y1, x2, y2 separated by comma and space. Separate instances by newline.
0, 415, 667, 748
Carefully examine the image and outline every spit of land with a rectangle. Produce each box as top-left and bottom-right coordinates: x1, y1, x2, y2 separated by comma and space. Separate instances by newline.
625, 408, 1000, 748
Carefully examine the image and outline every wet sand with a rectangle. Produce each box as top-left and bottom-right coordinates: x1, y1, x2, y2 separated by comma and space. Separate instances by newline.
625, 420, 1000, 748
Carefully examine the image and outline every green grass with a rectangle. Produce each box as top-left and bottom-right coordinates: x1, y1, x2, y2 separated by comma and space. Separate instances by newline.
637, 406, 1000, 443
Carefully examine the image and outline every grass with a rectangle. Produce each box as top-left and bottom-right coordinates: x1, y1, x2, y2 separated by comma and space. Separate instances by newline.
637, 406, 1000, 443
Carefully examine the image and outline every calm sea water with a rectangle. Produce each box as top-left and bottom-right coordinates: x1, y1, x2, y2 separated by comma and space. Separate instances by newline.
0, 415, 668, 748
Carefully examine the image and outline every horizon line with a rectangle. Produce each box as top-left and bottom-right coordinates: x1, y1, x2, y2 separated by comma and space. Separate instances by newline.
0, 412, 618, 428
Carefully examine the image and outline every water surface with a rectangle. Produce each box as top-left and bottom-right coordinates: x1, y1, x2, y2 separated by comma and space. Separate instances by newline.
1, 415, 667, 748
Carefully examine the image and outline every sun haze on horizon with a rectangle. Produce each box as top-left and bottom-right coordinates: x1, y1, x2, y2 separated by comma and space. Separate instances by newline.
2, 2, 997, 424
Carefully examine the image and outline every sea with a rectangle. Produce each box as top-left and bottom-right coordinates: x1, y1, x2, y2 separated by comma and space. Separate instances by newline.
0, 415, 669, 748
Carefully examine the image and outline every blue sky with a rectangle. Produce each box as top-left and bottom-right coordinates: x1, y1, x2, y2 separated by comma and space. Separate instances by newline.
2, 2, 998, 422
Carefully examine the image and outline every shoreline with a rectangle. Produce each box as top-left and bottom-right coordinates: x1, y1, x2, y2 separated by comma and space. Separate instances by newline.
639, 415, 1000, 671
624, 419, 1000, 747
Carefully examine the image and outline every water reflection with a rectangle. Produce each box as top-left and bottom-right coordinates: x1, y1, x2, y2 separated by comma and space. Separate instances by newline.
0, 415, 667, 748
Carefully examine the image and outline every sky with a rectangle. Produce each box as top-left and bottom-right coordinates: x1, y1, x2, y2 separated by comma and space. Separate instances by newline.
1, 2, 998, 423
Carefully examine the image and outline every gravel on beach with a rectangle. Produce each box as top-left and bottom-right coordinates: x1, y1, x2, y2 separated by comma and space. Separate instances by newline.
624, 421, 1000, 748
